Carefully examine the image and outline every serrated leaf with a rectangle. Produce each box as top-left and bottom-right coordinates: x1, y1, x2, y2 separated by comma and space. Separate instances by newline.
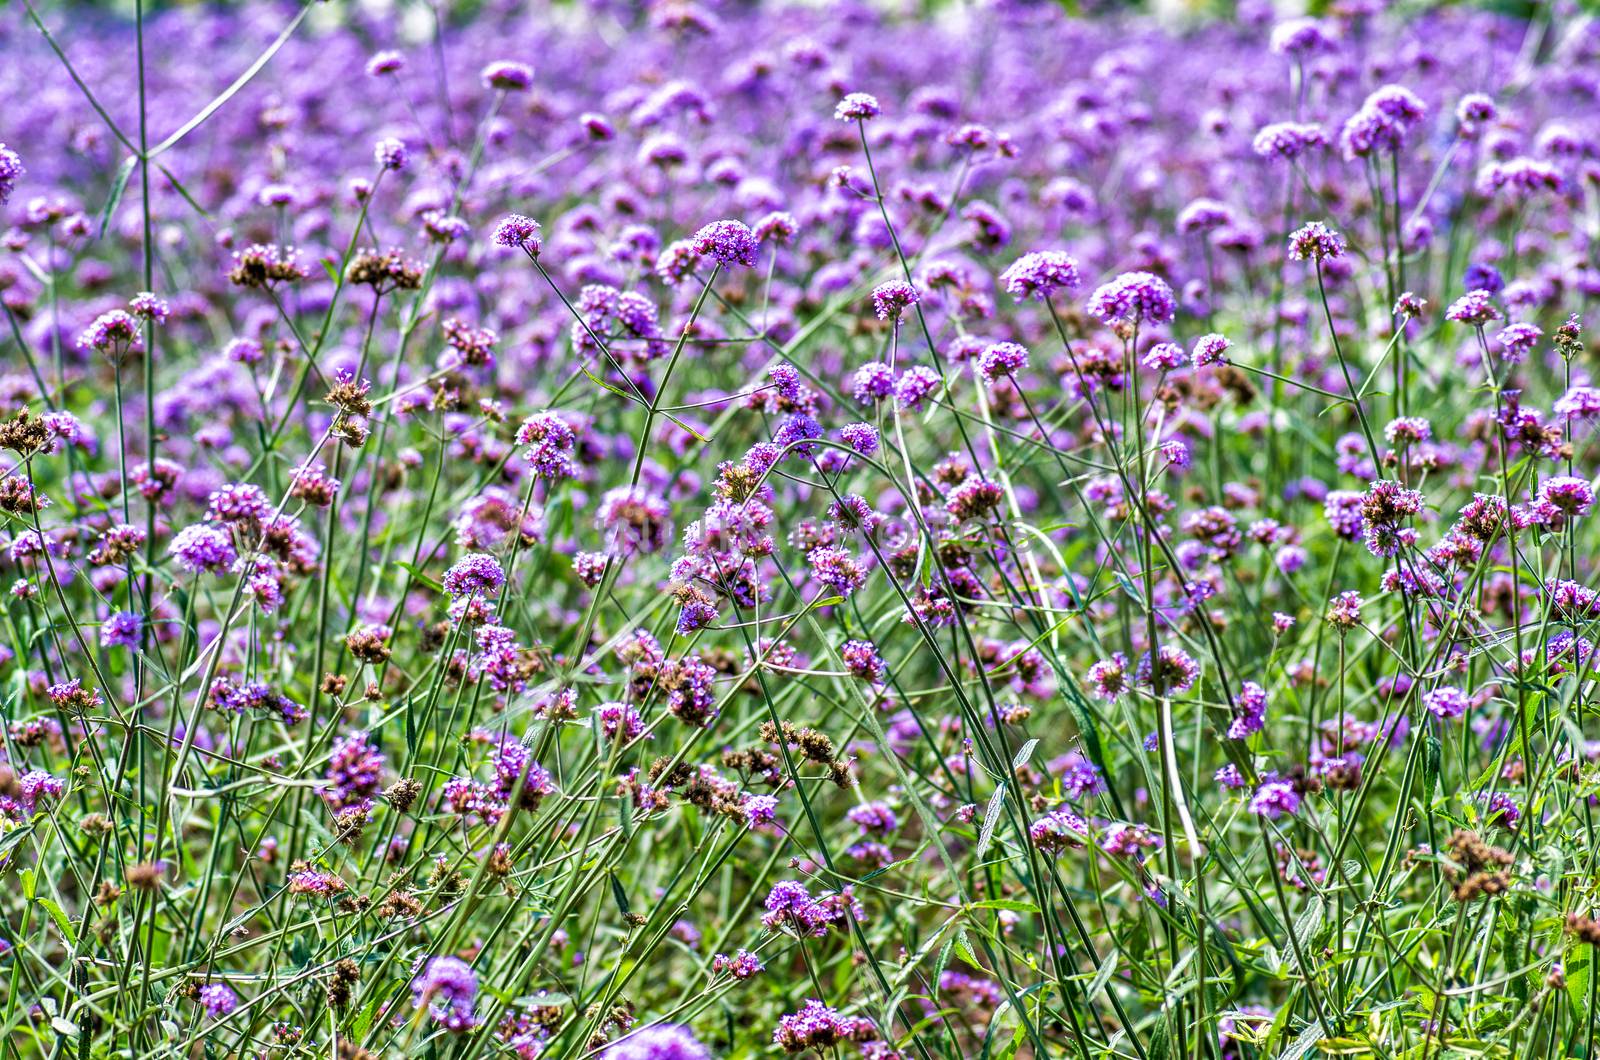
953, 928, 978, 968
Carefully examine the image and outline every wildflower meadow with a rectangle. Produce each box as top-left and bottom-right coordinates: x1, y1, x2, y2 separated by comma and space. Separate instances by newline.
2, 0, 1600, 1056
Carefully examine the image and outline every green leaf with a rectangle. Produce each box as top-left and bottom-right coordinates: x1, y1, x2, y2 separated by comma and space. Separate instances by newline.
1276, 1022, 1324, 1060
1291, 897, 1326, 957
394, 561, 443, 593
932, 933, 956, 996
97, 156, 137, 240
1085, 950, 1117, 1002
952, 928, 979, 968
968, 898, 1038, 913
974, 785, 1007, 860
1567, 941, 1591, 1019
36, 897, 76, 945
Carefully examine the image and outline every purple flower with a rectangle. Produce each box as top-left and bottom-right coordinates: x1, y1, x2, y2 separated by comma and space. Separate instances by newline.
1228, 681, 1269, 739
597, 487, 673, 554
1136, 645, 1200, 694
0, 143, 22, 204
1287, 221, 1346, 262
893, 366, 942, 411
167, 525, 237, 575
411, 956, 478, 1032
1000, 250, 1082, 300
691, 220, 758, 268
1030, 808, 1088, 853
1446, 290, 1502, 326
1269, 16, 1335, 55
601, 1024, 712, 1060
442, 553, 506, 599
101, 611, 142, 649
197, 983, 238, 1019
1340, 84, 1427, 159
492, 214, 542, 253
1249, 778, 1301, 820
834, 92, 881, 121
365, 50, 405, 76
1424, 687, 1469, 720
1190, 333, 1231, 368
1252, 121, 1328, 161
1477, 158, 1564, 199
1495, 322, 1542, 362
1456, 93, 1497, 138
976, 341, 1029, 385
808, 546, 867, 596
742, 794, 779, 828
850, 362, 894, 404
373, 137, 407, 172
871, 280, 920, 322
1176, 198, 1233, 235
1086, 271, 1176, 327
1086, 653, 1130, 701
774, 1000, 879, 1052
839, 422, 880, 455
1142, 342, 1185, 371
481, 60, 533, 91
324, 732, 386, 811
841, 639, 885, 681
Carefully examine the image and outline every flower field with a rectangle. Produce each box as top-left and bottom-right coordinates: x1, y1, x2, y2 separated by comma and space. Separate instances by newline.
0, 0, 1599, 1057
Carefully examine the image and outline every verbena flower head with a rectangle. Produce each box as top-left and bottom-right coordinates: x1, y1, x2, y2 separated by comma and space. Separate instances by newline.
365, 50, 404, 76
442, 553, 506, 599
1446, 290, 1502, 326
601, 1024, 712, 1060
168, 525, 237, 575
1252, 121, 1328, 161
411, 956, 478, 1032
197, 983, 238, 1019
871, 280, 919, 322
1190, 333, 1231, 368
999, 250, 1082, 300
834, 92, 881, 121
481, 60, 533, 91
0, 143, 22, 203
1249, 777, 1301, 819
976, 341, 1028, 385
1287, 221, 1346, 262
691, 219, 758, 268
1339, 84, 1428, 159
492, 214, 541, 253
1086, 271, 1176, 327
